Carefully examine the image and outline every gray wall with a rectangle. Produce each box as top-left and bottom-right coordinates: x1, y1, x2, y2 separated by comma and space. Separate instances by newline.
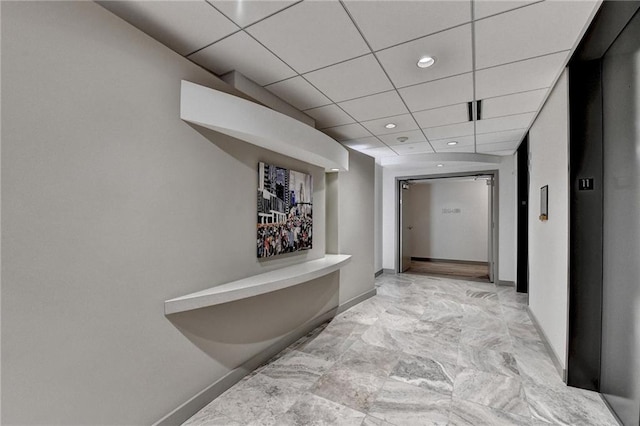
1, 2, 373, 424
336, 149, 375, 304
527, 69, 570, 370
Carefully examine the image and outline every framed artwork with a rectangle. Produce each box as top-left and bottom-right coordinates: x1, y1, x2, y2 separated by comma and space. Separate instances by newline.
540, 185, 548, 221
257, 162, 313, 258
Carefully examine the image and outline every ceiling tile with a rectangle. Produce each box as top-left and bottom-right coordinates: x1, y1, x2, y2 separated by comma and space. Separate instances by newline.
376, 24, 473, 88
430, 135, 475, 152
189, 31, 295, 85
322, 123, 371, 141
211, 0, 297, 28
481, 89, 547, 119
378, 129, 427, 147
360, 146, 399, 159
304, 104, 354, 129
475, 0, 599, 69
98, 1, 239, 56
360, 113, 418, 136
338, 91, 408, 122
392, 142, 435, 155
476, 129, 526, 145
423, 122, 474, 140
477, 140, 521, 154
473, 1, 539, 20
304, 54, 393, 103
413, 103, 469, 129
399, 73, 473, 112
475, 51, 567, 100
341, 137, 385, 150
246, 1, 370, 73
265, 76, 331, 110
343, 1, 471, 51
476, 113, 534, 134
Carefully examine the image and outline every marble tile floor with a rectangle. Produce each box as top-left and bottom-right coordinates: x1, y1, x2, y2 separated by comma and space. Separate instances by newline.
182, 273, 619, 426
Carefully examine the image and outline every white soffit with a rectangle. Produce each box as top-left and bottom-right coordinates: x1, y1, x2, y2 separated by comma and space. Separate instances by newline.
180, 80, 349, 171
475, 0, 600, 69
212, 0, 297, 28
323, 123, 372, 142
343, 0, 471, 51
97, 1, 239, 56
265, 76, 331, 111
380, 152, 502, 167
304, 104, 355, 129
189, 31, 295, 85
246, 1, 369, 73
376, 24, 473, 89
341, 137, 385, 151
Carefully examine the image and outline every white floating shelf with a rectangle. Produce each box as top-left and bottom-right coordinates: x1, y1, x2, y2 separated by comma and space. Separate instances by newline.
180, 80, 349, 171
165, 254, 352, 315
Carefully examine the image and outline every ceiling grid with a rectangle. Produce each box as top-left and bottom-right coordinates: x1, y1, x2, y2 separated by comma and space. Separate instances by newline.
98, 0, 602, 163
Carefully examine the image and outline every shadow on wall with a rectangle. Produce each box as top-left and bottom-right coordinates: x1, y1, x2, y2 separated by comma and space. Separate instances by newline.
165, 273, 340, 368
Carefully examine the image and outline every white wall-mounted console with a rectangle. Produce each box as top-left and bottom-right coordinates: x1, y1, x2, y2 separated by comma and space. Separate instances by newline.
180, 80, 349, 171
165, 254, 351, 315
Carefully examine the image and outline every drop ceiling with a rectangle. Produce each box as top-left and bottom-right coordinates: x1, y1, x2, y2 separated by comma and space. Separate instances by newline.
99, 0, 600, 163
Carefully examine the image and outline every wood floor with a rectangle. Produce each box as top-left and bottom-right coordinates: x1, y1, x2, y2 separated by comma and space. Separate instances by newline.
407, 259, 490, 282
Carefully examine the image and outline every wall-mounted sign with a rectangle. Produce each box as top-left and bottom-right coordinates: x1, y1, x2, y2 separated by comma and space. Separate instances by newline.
442, 208, 461, 214
578, 177, 595, 191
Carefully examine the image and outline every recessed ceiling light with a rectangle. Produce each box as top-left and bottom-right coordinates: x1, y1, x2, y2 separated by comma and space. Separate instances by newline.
437, 164, 444, 167
385, 123, 396, 129
447, 141, 458, 146
330, 168, 340, 172
396, 136, 408, 143
417, 56, 436, 68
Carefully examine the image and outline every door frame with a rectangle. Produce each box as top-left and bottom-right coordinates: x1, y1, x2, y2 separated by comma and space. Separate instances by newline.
395, 170, 500, 283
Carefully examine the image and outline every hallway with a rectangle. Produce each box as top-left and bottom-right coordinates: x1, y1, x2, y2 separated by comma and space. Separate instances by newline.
182, 273, 617, 425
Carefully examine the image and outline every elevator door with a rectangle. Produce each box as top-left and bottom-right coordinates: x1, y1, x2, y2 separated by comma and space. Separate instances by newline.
601, 10, 640, 426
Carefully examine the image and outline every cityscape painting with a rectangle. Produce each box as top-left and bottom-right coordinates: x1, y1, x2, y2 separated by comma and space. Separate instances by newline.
257, 162, 313, 258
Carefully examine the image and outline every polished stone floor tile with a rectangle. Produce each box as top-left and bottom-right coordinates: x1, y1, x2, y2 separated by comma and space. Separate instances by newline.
182, 274, 619, 426
259, 350, 333, 390
369, 379, 451, 426
182, 407, 243, 426
361, 415, 395, 426
310, 366, 385, 412
389, 352, 458, 395
458, 344, 520, 378
460, 327, 513, 353
453, 368, 530, 417
276, 393, 366, 426
207, 374, 300, 424
523, 380, 619, 426
448, 398, 531, 426
334, 340, 399, 377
